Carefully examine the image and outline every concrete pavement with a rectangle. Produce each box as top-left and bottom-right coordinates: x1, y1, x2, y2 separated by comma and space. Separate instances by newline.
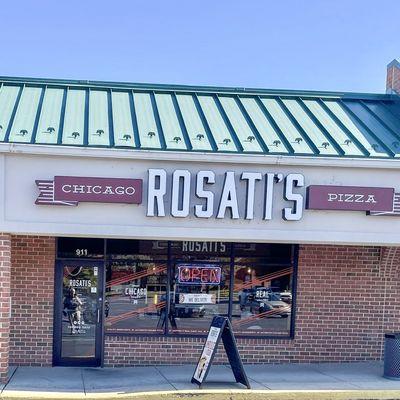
2, 362, 400, 399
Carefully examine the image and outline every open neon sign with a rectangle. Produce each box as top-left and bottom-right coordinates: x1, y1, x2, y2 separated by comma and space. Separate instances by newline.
178, 265, 221, 285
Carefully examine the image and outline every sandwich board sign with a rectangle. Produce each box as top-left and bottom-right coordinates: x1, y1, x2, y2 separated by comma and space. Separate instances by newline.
191, 315, 251, 389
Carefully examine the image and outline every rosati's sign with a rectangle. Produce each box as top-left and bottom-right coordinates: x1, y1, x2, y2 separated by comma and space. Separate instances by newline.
34, 170, 400, 218
147, 169, 304, 221
36, 176, 142, 206
178, 265, 222, 285
306, 185, 395, 212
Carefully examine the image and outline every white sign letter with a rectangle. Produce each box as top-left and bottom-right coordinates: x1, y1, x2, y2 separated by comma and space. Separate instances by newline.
171, 170, 191, 218
283, 173, 304, 221
264, 173, 275, 220
147, 169, 167, 217
195, 171, 215, 218
241, 172, 262, 220
217, 172, 239, 219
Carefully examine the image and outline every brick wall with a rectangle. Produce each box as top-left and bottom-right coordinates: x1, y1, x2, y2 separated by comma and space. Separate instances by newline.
105, 245, 398, 366
0, 234, 11, 383
9, 235, 55, 366
6, 240, 400, 367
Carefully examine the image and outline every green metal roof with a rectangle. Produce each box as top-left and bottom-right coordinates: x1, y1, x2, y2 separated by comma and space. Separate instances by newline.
1, 76, 400, 158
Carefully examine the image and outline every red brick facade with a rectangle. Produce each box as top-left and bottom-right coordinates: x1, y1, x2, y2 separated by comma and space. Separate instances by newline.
2, 236, 399, 371
0, 234, 11, 383
9, 235, 55, 367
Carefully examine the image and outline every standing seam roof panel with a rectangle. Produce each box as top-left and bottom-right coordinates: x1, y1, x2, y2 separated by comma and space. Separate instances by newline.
261, 98, 314, 154
62, 89, 86, 145
197, 95, 237, 152
281, 99, 338, 156
343, 100, 400, 156
133, 92, 162, 149
35, 88, 64, 144
362, 101, 400, 140
323, 100, 388, 157
111, 91, 136, 147
1, 77, 400, 159
239, 97, 289, 154
299, 99, 363, 156
0, 85, 20, 141
88, 90, 110, 146
176, 94, 212, 151
8, 86, 42, 143
155, 93, 187, 150
218, 96, 263, 152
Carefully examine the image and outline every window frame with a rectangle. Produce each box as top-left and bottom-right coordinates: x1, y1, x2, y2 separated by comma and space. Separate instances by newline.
56, 238, 299, 340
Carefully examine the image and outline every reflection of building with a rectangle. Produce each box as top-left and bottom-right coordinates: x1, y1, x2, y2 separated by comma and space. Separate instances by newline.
2, 61, 400, 380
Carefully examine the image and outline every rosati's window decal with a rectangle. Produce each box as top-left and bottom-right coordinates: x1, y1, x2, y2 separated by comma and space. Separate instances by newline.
55, 239, 296, 338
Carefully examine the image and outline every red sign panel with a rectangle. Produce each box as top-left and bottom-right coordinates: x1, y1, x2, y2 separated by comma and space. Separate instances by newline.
178, 264, 221, 285
36, 176, 142, 206
307, 185, 394, 212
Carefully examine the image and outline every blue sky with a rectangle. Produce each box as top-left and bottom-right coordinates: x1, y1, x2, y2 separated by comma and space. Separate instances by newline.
0, 0, 398, 93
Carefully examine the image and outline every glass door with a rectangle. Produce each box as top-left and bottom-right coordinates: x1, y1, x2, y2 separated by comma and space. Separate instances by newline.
53, 260, 104, 366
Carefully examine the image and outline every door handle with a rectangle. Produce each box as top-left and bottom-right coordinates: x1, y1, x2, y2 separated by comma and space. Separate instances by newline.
97, 309, 100, 323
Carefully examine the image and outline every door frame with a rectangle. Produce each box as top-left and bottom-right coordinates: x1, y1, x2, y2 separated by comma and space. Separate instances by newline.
53, 259, 105, 367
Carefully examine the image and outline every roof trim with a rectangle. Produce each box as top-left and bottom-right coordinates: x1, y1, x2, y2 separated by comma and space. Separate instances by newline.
2, 142, 400, 170
0, 75, 397, 101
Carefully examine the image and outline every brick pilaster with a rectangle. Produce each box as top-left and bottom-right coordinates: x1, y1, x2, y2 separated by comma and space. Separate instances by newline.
386, 59, 400, 94
0, 234, 11, 383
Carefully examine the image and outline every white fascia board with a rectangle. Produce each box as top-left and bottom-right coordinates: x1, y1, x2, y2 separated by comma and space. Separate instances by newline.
1, 142, 400, 170
2, 221, 400, 246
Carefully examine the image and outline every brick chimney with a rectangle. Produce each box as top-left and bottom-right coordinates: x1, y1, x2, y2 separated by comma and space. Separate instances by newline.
386, 59, 400, 94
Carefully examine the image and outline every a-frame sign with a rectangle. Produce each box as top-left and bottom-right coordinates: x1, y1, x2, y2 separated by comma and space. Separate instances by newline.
191, 316, 251, 389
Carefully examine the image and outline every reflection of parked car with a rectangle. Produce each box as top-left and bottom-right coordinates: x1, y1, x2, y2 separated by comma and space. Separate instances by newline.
238, 287, 290, 318
280, 291, 292, 304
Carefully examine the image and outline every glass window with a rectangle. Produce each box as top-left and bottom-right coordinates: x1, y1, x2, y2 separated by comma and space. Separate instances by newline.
57, 238, 104, 258
168, 262, 231, 335
231, 258, 293, 337
58, 238, 296, 338
107, 239, 168, 260
105, 260, 167, 334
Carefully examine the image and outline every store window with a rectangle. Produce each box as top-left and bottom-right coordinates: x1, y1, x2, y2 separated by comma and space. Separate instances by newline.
169, 242, 231, 335
57, 238, 297, 338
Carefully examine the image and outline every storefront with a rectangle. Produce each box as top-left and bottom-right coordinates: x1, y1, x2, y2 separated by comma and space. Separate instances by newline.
1, 72, 400, 381
54, 239, 296, 366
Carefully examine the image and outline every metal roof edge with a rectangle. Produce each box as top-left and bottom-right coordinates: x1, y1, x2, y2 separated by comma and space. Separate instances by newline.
0, 75, 395, 100
2, 142, 400, 170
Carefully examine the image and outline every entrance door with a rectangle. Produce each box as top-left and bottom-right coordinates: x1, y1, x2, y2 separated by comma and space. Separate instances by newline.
53, 260, 104, 367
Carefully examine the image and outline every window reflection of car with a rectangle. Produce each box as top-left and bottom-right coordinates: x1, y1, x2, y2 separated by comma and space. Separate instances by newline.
280, 291, 292, 304
238, 287, 291, 318
158, 294, 206, 318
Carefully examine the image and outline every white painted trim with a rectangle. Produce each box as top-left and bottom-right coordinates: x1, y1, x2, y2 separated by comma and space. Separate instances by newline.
1, 143, 400, 169
1, 221, 400, 246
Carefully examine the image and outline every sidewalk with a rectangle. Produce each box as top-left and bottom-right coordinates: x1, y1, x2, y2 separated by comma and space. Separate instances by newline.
1, 362, 400, 400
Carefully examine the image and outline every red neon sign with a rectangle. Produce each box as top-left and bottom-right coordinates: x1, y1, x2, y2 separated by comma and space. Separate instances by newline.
178, 265, 221, 285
